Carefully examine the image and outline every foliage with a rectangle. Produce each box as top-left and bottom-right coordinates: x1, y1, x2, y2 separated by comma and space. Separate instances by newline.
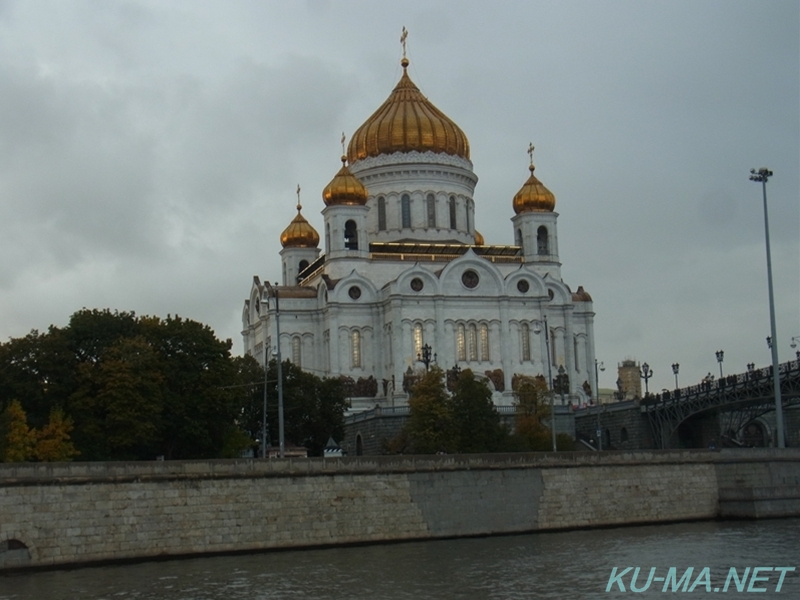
451, 370, 508, 452
238, 358, 347, 457
512, 375, 555, 451
0, 309, 260, 461
0, 400, 36, 462
401, 367, 454, 454
34, 408, 80, 462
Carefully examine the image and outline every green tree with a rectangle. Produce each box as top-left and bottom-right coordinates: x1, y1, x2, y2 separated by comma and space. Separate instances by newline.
512, 375, 554, 451
34, 407, 80, 462
450, 369, 508, 453
401, 367, 454, 454
0, 400, 36, 462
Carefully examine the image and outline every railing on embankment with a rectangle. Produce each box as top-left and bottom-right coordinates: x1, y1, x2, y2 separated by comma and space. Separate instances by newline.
1, 448, 799, 571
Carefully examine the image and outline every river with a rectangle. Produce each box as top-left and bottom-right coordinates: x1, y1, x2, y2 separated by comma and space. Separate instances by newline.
1, 519, 798, 599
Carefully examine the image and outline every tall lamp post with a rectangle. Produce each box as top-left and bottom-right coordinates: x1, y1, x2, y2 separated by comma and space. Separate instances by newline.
716, 350, 724, 379
418, 344, 436, 371
791, 336, 800, 360
266, 282, 286, 458
594, 359, 604, 450
640, 362, 653, 396
262, 339, 269, 458
750, 167, 785, 448
533, 317, 557, 452
672, 363, 680, 389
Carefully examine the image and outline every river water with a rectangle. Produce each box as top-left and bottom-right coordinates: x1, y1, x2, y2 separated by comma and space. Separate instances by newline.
1, 519, 798, 599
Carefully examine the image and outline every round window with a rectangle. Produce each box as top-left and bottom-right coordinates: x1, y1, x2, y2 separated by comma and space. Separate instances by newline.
348, 286, 362, 300
461, 270, 479, 289
410, 277, 424, 292
517, 279, 530, 293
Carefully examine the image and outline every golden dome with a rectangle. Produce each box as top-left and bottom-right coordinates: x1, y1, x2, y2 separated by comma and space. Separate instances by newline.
280, 204, 320, 248
322, 156, 368, 206
513, 164, 556, 214
473, 230, 484, 246
571, 285, 593, 303
347, 58, 470, 163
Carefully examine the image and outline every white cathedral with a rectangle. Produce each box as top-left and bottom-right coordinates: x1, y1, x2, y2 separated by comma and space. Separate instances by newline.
242, 52, 597, 410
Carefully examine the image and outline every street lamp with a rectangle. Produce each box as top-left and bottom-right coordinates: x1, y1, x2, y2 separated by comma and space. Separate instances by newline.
672, 363, 680, 389
716, 350, 724, 379
417, 344, 437, 371
791, 337, 800, 360
265, 282, 286, 458
640, 362, 653, 396
750, 167, 785, 448
533, 317, 557, 452
747, 363, 755, 374
594, 359, 604, 405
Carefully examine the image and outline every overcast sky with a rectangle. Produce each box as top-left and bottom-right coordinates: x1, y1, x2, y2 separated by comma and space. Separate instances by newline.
0, 0, 797, 392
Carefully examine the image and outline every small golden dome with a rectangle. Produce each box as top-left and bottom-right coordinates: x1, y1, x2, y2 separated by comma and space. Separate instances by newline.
571, 285, 593, 303
280, 204, 320, 248
513, 164, 556, 214
322, 156, 368, 206
473, 230, 484, 246
347, 58, 470, 163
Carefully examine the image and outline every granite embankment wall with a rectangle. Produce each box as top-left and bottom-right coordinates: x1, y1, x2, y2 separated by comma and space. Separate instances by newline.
1, 449, 799, 570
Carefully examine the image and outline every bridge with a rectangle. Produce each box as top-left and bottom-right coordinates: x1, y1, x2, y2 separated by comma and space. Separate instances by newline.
640, 359, 800, 448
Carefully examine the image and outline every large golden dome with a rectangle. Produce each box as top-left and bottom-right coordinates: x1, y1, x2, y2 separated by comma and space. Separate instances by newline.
347, 59, 470, 164
322, 156, 368, 206
513, 164, 556, 214
280, 204, 320, 248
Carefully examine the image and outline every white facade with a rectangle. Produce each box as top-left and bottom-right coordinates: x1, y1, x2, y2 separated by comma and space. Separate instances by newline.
242, 62, 596, 410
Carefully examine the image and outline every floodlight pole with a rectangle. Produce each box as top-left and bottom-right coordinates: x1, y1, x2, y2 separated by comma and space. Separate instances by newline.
749, 167, 784, 448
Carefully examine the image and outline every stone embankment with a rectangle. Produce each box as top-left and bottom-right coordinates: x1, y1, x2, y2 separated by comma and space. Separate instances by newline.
1, 449, 798, 570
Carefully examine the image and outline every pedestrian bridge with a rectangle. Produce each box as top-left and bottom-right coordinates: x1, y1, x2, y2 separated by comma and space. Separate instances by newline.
640, 359, 800, 448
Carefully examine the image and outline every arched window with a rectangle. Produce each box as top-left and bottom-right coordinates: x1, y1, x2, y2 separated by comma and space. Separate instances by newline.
550, 328, 557, 366
480, 323, 489, 361
620, 427, 629, 443
401, 194, 411, 228
414, 323, 423, 358
465, 201, 471, 233
449, 196, 457, 229
521, 323, 531, 361
574, 336, 580, 371
515, 228, 523, 247
468, 324, 478, 361
298, 259, 309, 272
325, 223, 331, 253
351, 330, 361, 368
457, 323, 466, 361
537, 226, 549, 255
292, 336, 301, 366
426, 194, 436, 227
344, 220, 358, 250
377, 196, 386, 231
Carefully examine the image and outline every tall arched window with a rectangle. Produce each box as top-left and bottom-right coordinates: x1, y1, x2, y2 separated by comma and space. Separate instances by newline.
468, 324, 478, 361
377, 197, 386, 231
351, 330, 361, 368
574, 336, 580, 372
521, 323, 530, 361
457, 324, 466, 361
401, 194, 411, 228
414, 323, 423, 358
344, 219, 358, 250
515, 228, 523, 247
465, 201, 471, 233
449, 196, 457, 229
426, 194, 436, 227
550, 328, 557, 366
292, 336, 301, 366
480, 323, 489, 361
325, 223, 331, 253
537, 226, 549, 255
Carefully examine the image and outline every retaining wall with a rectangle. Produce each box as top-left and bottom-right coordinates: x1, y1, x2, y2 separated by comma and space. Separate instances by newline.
1, 449, 799, 570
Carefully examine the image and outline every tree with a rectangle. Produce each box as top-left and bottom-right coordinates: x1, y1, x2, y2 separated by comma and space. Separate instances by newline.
512, 375, 554, 451
450, 369, 508, 453
400, 367, 454, 454
34, 407, 80, 462
0, 400, 36, 462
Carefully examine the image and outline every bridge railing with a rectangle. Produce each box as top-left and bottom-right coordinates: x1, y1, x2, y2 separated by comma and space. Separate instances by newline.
640, 358, 800, 410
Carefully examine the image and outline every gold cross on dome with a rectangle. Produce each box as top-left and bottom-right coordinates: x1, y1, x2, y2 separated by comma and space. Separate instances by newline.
296, 184, 301, 211
341, 132, 346, 156
400, 26, 408, 58
527, 142, 535, 167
